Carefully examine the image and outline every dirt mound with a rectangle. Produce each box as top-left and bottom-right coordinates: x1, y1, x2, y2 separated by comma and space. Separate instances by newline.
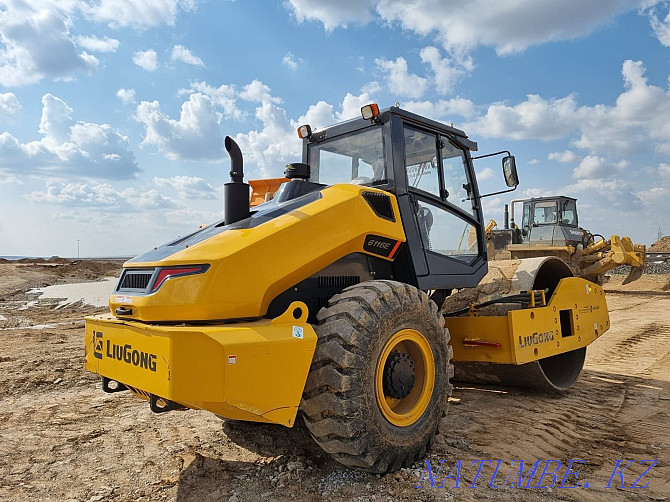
46, 256, 71, 264
16, 257, 46, 263
54, 260, 122, 280
18, 260, 122, 281
0, 260, 123, 300
650, 235, 670, 251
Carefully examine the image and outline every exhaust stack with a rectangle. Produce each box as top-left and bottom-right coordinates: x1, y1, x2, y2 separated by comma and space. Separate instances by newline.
224, 136, 251, 225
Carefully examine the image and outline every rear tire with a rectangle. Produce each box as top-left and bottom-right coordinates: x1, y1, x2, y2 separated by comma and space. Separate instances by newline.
301, 280, 453, 473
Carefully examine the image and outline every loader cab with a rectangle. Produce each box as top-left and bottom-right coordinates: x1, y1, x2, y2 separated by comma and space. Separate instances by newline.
301, 106, 502, 290
519, 196, 583, 246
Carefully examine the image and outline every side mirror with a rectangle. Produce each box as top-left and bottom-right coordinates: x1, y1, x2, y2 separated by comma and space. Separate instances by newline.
502, 155, 519, 187
475, 150, 519, 199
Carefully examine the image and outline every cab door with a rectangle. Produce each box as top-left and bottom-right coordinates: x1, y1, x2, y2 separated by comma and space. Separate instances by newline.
401, 124, 487, 289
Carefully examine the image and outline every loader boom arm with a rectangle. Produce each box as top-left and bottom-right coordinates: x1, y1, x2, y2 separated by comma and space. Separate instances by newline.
579, 235, 646, 283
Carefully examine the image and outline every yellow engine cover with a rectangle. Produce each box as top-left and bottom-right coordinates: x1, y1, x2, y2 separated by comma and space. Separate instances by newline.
109, 184, 405, 322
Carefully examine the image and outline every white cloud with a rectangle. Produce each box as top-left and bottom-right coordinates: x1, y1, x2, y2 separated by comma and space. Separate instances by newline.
144, 80, 366, 172
162, 207, 221, 226
376, 1, 642, 55
171, 44, 204, 67
476, 167, 496, 181
233, 101, 297, 176
361, 81, 382, 95
133, 49, 158, 71
528, 158, 540, 165
286, 0, 373, 31
375, 57, 428, 99
282, 52, 302, 70
286, 1, 651, 55
564, 178, 643, 212
25, 181, 176, 210
136, 93, 225, 161
419, 46, 470, 95
239, 79, 282, 104
466, 60, 670, 159
0, 93, 20, 118
76, 35, 120, 52
548, 150, 579, 163
25, 182, 121, 206
0, 1, 199, 85
0, 172, 21, 184
521, 187, 553, 198
285, 1, 661, 104
572, 60, 670, 155
403, 97, 476, 119
340, 92, 375, 120
80, 0, 196, 29
180, 81, 243, 119
572, 155, 627, 179
0, 5, 98, 86
648, 5, 670, 46
466, 94, 578, 141
233, 91, 376, 177
0, 93, 138, 180
116, 88, 136, 105
120, 187, 177, 209
659, 163, 670, 178
154, 175, 217, 199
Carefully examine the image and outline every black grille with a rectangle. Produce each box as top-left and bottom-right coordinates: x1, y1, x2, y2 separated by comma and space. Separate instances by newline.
118, 270, 154, 291
317, 296, 330, 310
362, 191, 395, 221
318, 275, 360, 289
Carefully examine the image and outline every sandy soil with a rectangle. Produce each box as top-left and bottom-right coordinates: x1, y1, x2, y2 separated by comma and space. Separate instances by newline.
0, 262, 668, 502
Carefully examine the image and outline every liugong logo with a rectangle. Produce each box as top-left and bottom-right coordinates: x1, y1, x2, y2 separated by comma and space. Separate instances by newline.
91, 330, 157, 372
93, 331, 104, 360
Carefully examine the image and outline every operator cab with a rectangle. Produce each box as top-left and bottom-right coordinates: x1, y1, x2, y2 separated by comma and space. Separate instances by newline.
298, 104, 518, 291
517, 196, 584, 246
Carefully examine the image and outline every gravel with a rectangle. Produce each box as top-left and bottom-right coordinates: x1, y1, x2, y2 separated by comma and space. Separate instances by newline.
608, 262, 670, 276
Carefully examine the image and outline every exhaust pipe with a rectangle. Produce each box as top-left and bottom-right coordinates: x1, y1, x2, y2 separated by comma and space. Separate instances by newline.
504, 204, 509, 229
224, 136, 251, 225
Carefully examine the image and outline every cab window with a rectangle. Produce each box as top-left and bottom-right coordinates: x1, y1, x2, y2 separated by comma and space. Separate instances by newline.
533, 200, 557, 224
404, 127, 440, 197
561, 200, 578, 226
308, 127, 386, 186
416, 199, 478, 262
522, 201, 530, 230
441, 138, 474, 215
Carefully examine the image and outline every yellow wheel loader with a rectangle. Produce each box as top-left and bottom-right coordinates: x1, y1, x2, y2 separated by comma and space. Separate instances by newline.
85, 104, 610, 473
487, 196, 646, 285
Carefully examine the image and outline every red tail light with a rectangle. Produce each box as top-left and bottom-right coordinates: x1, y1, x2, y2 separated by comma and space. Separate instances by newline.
151, 265, 209, 292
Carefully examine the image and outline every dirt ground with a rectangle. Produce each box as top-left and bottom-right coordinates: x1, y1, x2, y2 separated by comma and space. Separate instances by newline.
0, 261, 668, 502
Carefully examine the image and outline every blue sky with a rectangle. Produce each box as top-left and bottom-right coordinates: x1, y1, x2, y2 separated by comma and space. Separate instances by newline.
0, 0, 669, 257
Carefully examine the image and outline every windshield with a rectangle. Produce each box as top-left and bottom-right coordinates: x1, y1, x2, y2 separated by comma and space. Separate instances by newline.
308, 127, 386, 185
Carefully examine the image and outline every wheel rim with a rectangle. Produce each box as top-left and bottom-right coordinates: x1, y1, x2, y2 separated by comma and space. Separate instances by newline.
375, 329, 435, 427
